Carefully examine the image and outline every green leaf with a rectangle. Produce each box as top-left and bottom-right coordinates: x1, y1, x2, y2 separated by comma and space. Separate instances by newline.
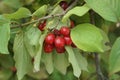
0, 55, 14, 68
13, 31, 32, 80
32, 5, 47, 18
3, 0, 22, 9
73, 48, 88, 71
4, 7, 31, 19
0, 68, 12, 80
85, 0, 120, 22
53, 52, 70, 74
0, 15, 10, 54
50, 5, 63, 15
62, 4, 90, 22
109, 37, 120, 75
34, 32, 47, 72
65, 46, 81, 78
71, 23, 104, 52
42, 53, 54, 74
24, 26, 41, 57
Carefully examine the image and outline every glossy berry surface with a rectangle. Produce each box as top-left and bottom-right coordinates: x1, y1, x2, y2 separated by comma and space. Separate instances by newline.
60, 27, 70, 36
56, 47, 65, 53
64, 36, 72, 45
44, 44, 54, 53
54, 36, 65, 48
59, 1, 68, 10
45, 33, 55, 44
53, 29, 60, 36
38, 21, 46, 31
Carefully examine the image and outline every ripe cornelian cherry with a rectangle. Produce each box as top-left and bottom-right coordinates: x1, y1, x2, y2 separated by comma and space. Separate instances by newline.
45, 33, 55, 44
44, 44, 54, 53
64, 36, 72, 45
59, 1, 68, 10
56, 47, 65, 53
53, 29, 61, 36
38, 21, 46, 31
60, 27, 70, 36
54, 36, 65, 48
70, 21, 75, 28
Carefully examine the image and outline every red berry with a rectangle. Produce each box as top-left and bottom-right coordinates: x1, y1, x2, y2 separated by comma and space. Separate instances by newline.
54, 36, 65, 48
53, 29, 60, 36
60, 27, 70, 36
45, 33, 55, 44
56, 47, 65, 53
70, 21, 75, 28
64, 36, 72, 45
59, 1, 68, 10
38, 21, 46, 31
44, 44, 54, 53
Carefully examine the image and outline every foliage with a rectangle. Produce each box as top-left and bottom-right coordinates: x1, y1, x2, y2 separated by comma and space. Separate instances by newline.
0, 0, 120, 80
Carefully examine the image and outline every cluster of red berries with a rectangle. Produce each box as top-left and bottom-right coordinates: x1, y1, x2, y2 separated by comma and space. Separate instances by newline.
43, 26, 76, 54
37, 1, 76, 54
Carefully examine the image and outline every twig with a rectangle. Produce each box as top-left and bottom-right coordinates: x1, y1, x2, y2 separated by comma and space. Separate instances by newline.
11, 0, 78, 29
89, 10, 107, 80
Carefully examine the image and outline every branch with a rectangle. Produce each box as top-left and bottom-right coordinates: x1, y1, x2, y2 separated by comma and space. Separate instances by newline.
89, 10, 108, 80
11, 0, 78, 29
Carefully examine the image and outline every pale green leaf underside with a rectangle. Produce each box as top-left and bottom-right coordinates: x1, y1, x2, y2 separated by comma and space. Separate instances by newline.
109, 37, 120, 75
85, 0, 120, 22
24, 26, 41, 57
4, 7, 31, 19
71, 23, 104, 52
34, 33, 47, 72
65, 46, 81, 78
62, 4, 90, 22
13, 31, 32, 80
42, 53, 54, 74
0, 15, 10, 54
53, 52, 70, 75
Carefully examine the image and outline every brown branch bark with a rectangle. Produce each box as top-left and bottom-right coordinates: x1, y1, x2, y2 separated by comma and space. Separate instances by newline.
89, 10, 107, 80
11, 0, 78, 29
